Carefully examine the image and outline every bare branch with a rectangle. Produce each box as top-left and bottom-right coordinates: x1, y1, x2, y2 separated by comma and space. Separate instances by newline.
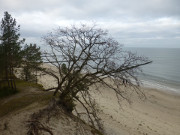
41, 24, 151, 133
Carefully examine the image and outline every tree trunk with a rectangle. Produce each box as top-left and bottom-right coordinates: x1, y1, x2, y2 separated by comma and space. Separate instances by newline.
9, 66, 14, 90
5, 65, 10, 88
58, 89, 74, 113
11, 67, 16, 90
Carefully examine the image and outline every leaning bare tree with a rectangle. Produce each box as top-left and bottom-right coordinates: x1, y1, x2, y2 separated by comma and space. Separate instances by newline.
42, 24, 151, 133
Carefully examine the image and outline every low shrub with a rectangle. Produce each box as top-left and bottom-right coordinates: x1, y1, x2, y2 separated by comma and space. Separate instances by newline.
0, 86, 18, 98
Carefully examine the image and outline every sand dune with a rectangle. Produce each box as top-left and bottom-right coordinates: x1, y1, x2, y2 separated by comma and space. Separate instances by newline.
37, 65, 180, 135
90, 85, 180, 135
1, 65, 180, 135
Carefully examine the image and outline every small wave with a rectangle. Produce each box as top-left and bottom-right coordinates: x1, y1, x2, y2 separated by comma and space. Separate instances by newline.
141, 79, 180, 94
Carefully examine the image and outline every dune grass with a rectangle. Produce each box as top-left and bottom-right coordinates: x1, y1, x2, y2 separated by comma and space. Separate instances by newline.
0, 92, 53, 117
15, 79, 44, 91
0, 79, 53, 118
0, 79, 44, 98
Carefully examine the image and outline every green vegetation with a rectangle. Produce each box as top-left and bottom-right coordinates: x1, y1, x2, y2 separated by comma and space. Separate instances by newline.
0, 79, 43, 98
0, 79, 18, 98
0, 11, 49, 119
21, 43, 42, 82
0, 12, 43, 95
16, 79, 44, 90
0, 11, 25, 90
0, 86, 18, 98
0, 92, 52, 117
0, 79, 53, 118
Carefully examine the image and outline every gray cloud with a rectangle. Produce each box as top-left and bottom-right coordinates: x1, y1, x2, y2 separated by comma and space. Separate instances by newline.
1, 0, 180, 19
0, 0, 180, 47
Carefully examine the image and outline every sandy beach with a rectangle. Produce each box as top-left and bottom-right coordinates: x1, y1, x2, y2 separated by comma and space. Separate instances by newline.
39, 72, 180, 135
1, 71, 180, 135
91, 85, 180, 135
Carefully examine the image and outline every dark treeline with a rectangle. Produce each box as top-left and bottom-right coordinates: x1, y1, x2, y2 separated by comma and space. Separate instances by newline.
0, 11, 42, 91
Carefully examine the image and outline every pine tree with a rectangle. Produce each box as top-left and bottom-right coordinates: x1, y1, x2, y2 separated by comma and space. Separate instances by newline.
0, 11, 25, 90
21, 44, 42, 82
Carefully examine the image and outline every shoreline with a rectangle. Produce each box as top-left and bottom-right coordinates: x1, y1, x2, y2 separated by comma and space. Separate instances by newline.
141, 79, 180, 95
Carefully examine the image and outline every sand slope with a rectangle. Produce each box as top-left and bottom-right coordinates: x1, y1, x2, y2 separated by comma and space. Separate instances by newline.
91, 85, 180, 135
1, 65, 180, 135
32, 66, 180, 135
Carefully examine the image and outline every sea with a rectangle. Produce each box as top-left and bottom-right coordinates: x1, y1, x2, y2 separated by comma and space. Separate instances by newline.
125, 47, 180, 94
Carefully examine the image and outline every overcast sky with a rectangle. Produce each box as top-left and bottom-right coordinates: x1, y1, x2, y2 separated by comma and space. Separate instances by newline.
0, 0, 180, 48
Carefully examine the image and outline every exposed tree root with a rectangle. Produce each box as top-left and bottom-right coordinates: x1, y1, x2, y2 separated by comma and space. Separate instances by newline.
27, 120, 53, 135
26, 98, 58, 135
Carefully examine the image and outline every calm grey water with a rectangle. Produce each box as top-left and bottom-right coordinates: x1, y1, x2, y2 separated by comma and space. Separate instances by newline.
125, 47, 180, 93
